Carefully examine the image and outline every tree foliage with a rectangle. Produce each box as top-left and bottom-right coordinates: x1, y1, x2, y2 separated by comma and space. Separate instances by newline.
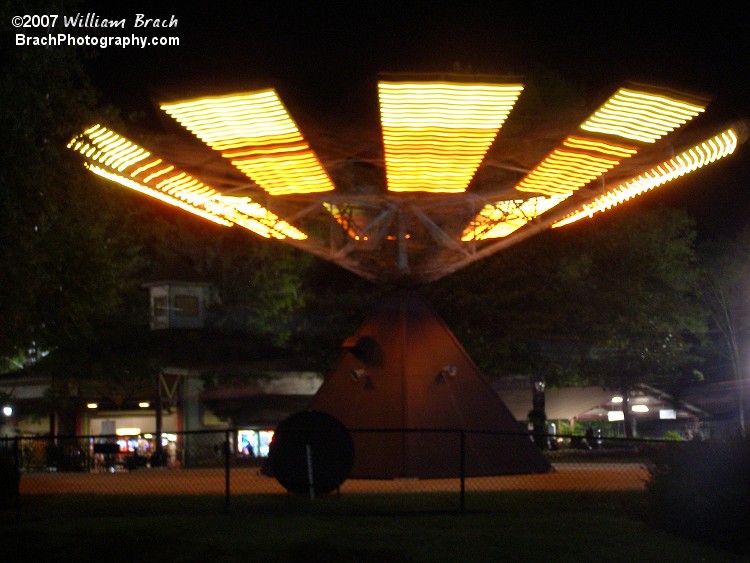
427, 205, 708, 394
1, 0, 316, 374
698, 226, 750, 434
558, 207, 707, 391
122, 206, 312, 349
0, 0, 141, 363
289, 259, 390, 371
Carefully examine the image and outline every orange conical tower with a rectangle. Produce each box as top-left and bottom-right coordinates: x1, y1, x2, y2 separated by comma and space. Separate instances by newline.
309, 289, 550, 478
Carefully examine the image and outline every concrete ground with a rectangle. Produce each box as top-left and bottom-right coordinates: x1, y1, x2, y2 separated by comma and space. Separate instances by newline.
19, 462, 648, 495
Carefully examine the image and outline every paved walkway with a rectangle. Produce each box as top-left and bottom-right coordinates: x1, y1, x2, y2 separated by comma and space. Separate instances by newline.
19, 462, 649, 495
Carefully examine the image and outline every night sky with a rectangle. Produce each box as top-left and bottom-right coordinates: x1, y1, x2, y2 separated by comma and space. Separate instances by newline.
79, 1, 750, 237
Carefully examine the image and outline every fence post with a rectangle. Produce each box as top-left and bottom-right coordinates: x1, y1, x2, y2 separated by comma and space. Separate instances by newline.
224, 429, 230, 514
13, 436, 20, 521
460, 429, 466, 513
305, 443, 315, 501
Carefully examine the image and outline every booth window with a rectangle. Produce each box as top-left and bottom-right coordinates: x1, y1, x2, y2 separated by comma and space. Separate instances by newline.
174, 295, 199, 317
152, 296, 168, 319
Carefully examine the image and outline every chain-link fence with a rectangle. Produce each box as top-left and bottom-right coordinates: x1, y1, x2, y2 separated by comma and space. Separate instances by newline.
2, 429, 692, 518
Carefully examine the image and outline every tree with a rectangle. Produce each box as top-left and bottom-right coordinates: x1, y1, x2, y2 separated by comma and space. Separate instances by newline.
1, 0, 314, 355
124, 206, 312, 349
428, 205, 708, 435
699, 226, 750, 436
1, 1, 316, 438
289, 258, 389, 370
0, 0, 139, 364
569, 208, 707, 436
0, 0, 161, 434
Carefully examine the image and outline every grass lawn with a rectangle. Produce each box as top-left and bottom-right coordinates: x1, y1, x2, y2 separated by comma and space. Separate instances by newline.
2, 492, 747, 562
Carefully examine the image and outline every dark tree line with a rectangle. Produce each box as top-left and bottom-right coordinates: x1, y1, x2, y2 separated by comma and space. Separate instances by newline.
427, 203, 708, 389
0, 1, 310, 432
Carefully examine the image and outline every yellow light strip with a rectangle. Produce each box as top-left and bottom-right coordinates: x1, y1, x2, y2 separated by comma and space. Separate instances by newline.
552, 128, 739, 228
580, 88, 705, 143
461, 196, 566, 241
515, 87, 706, 198
68, 125, 308, 240
379, 81, 524, 193
86, 164, 232, 227
73, 124, 152, 172
515, 141, 631, 195
324, 202, 360, 240
73, 126, 219, 208
160, 91, 334, 196
206, 196, 307, 240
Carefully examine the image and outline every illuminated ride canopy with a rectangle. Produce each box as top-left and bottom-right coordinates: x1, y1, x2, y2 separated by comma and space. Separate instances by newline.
68, 77, 749, 480
69, 78, 748, 285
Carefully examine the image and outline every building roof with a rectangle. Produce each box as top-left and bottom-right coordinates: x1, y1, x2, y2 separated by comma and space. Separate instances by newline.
681, 378, 750, 420
491, 379, 710, 422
